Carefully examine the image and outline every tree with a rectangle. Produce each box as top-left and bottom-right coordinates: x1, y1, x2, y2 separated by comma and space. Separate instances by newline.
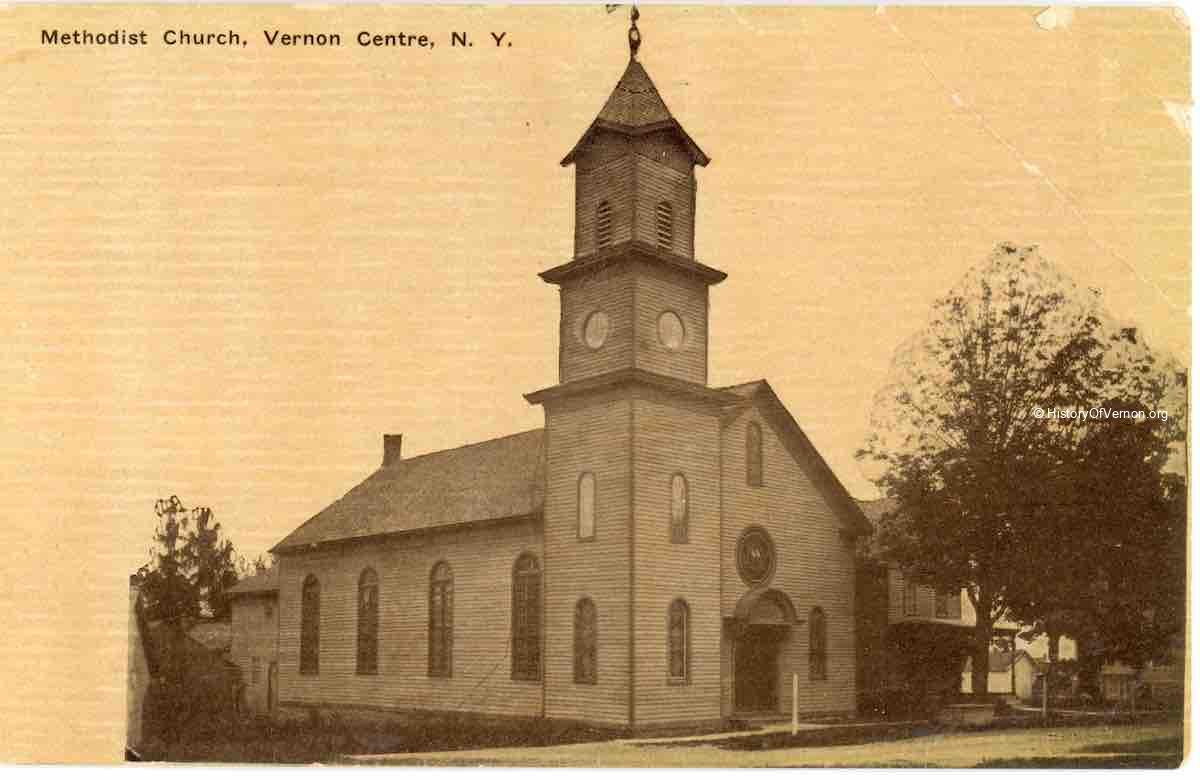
135, 495, 241, 622
858, 243, 1184, 700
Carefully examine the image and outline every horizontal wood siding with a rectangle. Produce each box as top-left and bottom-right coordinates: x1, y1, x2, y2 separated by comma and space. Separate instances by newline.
632, 391, 723, 725
721, 406, 857, 716
574, 154, 634, 258
542, 389, 633, 726
230, 593, 278, 713
633, 262, 708, 384
559, 264, 635, 384
276, 520, 544, 718
632, 155, 695, 258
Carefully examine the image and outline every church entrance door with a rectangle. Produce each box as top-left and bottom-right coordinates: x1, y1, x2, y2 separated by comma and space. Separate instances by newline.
734, 625, 785, 713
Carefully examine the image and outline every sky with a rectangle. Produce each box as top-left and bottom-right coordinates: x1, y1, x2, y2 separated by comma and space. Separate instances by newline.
0, 6, 1190, 758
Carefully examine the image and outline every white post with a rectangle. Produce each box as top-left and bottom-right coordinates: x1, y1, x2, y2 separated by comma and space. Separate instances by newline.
792, 673, 799, 735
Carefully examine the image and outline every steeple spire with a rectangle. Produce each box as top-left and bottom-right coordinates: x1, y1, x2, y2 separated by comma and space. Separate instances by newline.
628, 6, 641, 60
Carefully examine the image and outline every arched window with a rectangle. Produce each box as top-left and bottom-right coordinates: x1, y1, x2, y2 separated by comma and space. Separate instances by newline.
595, 200, 613, 250
300, 575, 320, 675
512, 554, 542, 680
669, 473, 689, 543
668, 599, 690, 683
746, 421, 764, 487
655, 200, 674, 249
429, 561, 453, 677
578, 472, 596, 540
574, 597, 598, 684
809, 607, 827, 681
356, 568, 379, 675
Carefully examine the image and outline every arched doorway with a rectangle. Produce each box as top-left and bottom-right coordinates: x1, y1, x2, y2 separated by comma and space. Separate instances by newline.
731, 589, 800, 713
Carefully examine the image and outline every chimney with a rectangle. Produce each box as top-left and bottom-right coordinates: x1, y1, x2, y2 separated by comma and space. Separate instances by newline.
383, 434, 403, 467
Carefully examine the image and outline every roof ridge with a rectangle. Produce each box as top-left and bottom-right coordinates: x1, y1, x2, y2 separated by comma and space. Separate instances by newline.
383, 427, 544, 469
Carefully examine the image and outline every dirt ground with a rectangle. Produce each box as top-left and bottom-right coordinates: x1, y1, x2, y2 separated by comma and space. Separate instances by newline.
351, 721, 1185, 768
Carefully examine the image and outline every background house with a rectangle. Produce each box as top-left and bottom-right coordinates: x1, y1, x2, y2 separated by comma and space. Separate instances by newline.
228, 568, 280, 715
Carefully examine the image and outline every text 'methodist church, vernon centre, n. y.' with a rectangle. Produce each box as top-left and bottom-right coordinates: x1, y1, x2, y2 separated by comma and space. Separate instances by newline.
227, 18, 876, 732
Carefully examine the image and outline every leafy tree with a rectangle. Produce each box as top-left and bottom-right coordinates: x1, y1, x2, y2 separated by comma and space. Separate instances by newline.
859, 243, 1184, 700
135, 495, 241, 622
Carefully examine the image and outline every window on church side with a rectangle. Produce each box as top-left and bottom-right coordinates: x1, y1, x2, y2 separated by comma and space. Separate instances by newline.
300, 575, 320, 675
746, 421, 764, 487
578, 472, 596, 540
357, 568, 379, 675
809, 607, 827, 681
512, 554, 542, 681
904, 576, 918, 616
655, 200, 673, 249
429, 562, 453, 677
574, 597, 598, 684
595, 200, 613, 250
668, 599, 690, 683
670, 473, 688, 543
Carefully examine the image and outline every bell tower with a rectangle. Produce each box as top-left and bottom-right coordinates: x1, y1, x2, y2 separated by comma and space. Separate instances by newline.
528, 10, 728, 730
539, 8, 726, 390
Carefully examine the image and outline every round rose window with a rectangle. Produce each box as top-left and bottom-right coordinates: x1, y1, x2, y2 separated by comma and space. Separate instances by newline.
737, 526, 776, 586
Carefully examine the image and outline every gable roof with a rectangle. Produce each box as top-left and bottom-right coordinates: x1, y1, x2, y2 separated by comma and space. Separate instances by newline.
561, 59, 709, 167
227, 567, 279, 597
272, 429, 545, 552
721, 380, 873, 536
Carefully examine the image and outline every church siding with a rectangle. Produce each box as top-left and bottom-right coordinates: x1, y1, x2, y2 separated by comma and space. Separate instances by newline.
574, 153, 635, 258
276, 519, 543, 718
542, 389, 633, 725
633, 262, 708, 384
631, 391, 723, 725
559, 264, 635, 383
721, 406, 857, 716
632, 154, 695, 258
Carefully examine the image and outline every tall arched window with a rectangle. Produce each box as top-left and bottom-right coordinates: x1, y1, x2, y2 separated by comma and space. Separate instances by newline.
578, 472, 596, 540
300, 575, 320, 675
574, 597, 598, 684
668, 599, 690, 683
512, 553, 542, 681
595, 200, 613, 250
746, 421, 764, 487
655, 200, 674, 249
669, 473, 689, 544
357, 569, 378, 675
809, 607, 827, 681
429, 561, 453, 677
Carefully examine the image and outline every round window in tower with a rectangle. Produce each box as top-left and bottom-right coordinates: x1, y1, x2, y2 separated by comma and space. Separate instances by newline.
583, 310, 610, 349
657, 311, 685, 350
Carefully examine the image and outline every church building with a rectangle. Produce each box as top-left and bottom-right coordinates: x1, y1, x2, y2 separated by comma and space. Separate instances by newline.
261, 19, 871, 731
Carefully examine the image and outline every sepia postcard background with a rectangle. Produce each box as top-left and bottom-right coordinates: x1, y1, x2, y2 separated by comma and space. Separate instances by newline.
0, 3, 1190, 763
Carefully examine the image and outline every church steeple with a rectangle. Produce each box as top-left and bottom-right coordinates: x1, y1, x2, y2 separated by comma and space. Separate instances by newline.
536, 12, 725, 389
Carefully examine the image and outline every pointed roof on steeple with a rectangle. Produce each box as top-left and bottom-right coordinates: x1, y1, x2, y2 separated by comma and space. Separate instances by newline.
560, 58, 710, 168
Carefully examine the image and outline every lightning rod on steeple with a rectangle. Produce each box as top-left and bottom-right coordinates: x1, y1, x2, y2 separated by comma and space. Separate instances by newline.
628, 6, 641, 60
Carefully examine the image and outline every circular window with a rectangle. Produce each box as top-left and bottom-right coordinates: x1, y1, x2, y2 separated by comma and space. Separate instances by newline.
583, 311, 610, 349
737, 526, 777, 586
657, 311, 685, 350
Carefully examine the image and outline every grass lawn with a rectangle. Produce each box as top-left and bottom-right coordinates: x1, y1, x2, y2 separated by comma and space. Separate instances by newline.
353, 720, 1184, 768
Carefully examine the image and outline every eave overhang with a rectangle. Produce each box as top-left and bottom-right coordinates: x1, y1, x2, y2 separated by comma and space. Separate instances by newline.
525, 367, 739, 408
539, 240, 727, 287
270, 512, 542, 555
560, 118, 710, 168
